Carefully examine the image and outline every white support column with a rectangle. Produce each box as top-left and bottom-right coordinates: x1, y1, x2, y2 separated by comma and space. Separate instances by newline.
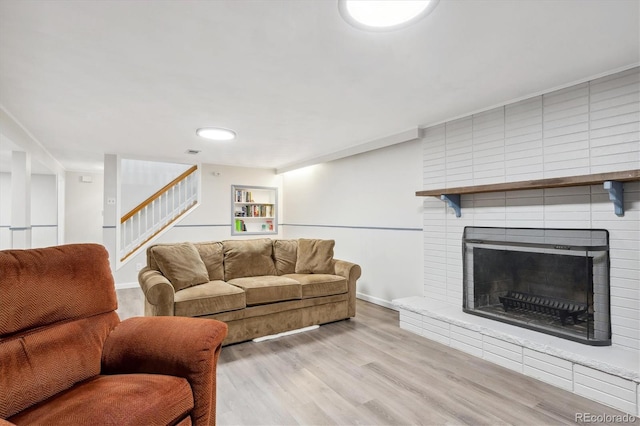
56, 172, 65, 245
102, 154, 119, 270
10, 150, 31, 248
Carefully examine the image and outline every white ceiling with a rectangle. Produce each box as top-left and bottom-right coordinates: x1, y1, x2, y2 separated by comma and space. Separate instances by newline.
0, 0, 638, 173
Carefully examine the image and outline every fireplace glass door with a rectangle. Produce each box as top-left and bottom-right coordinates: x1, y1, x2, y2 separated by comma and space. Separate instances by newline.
463, 227, 610, 346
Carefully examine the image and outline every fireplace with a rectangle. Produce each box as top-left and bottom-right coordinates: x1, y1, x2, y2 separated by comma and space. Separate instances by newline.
463, 227, 611, 346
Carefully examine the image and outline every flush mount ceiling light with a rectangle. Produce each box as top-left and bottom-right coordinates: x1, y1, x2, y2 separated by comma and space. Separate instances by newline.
196, 127, 236, 141
338, 0, 439, 31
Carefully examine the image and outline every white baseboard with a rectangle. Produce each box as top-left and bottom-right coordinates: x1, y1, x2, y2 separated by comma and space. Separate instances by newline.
115, 282, 140, 290
356, 292, 397, 311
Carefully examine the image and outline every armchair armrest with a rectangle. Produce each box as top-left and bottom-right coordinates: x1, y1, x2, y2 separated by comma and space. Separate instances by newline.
334, 259, 361, 317
102, 316, 228, 426
138, 267, 175, 316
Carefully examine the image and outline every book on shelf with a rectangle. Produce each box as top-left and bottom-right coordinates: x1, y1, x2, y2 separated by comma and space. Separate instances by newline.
235, 219, 246, 232
235, 190, 253, 203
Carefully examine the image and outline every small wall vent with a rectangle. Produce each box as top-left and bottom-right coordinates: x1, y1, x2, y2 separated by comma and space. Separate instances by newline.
185, 149, 201, 155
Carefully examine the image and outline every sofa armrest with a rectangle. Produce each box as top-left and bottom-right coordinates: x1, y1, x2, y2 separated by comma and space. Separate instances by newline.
138, 267, 175, 316
0, 419, 15, 425
102, 316, 228, 426
334, 259, 361, 317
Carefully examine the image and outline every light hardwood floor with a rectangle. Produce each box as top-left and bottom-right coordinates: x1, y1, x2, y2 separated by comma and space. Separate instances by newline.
217, 300, 634, 426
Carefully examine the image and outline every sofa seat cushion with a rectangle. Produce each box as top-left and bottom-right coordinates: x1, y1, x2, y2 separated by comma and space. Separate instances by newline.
284, 274, 348, 299
228, 276, 301, 306
8, 374, 193, 426
174, 280, 246, 317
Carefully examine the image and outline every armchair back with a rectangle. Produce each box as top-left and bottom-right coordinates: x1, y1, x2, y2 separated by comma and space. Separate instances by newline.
0, 244, 120, 419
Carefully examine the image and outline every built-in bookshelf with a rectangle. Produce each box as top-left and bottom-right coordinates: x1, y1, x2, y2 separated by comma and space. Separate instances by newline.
231, 185, 277, 235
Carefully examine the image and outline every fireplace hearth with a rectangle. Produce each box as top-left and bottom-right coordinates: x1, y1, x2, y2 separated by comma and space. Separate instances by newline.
463, 227, 611, 346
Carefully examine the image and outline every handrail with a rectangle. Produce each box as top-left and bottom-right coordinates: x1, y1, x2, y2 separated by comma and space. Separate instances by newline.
121, 165, 198, 223
120, 200, 197, 262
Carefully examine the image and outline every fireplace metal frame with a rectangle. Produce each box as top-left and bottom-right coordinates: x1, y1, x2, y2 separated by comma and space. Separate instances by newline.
462, 227, 611, 346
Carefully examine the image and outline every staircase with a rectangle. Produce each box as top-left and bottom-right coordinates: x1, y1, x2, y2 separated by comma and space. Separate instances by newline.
119, 165, 199, 263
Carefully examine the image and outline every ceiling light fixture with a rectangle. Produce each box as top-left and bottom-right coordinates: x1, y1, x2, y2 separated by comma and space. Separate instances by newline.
196, 127, 236, 141
338, 0, 439, 31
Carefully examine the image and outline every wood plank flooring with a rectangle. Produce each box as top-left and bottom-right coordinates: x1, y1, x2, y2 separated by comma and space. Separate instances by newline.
216, 300, 634, 425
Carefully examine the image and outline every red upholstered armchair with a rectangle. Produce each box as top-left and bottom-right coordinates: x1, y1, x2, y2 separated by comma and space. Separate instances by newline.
0, 244, 228, 425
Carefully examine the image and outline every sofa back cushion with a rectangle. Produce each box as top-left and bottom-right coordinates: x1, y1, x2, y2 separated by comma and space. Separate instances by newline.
194, 242, 225, 281
273, 239, 297, 275
295, 239, 335, 274
149, 243, 210, 291
223, 239, 277, 280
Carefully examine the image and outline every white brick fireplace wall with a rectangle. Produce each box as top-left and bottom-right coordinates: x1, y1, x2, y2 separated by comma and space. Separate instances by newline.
395, 67, 640, 415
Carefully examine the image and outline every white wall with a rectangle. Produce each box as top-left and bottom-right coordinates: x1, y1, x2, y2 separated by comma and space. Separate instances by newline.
0, 172, 58, 249
65, 171, 104, 244
120, 159, 191, 213
109, 162, 284, 286
422, 67, 640, 352
282, 140, 424, 308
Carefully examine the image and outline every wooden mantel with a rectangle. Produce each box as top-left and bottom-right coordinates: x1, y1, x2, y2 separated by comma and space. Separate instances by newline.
416, 169, 640, 218
416, 169, 640, 197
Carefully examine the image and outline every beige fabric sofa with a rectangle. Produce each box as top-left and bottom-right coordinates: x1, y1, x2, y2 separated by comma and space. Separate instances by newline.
138, 238, 361, 345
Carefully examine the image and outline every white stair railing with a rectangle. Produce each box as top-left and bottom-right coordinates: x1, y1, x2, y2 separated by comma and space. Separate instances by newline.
120, 165, 199, 262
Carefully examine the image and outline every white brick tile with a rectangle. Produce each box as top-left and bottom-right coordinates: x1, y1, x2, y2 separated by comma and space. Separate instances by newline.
482, 336, 523, 372
543, 150, 590, 165
473, 145, 504, 160
544, 108, 589, 127
591, 140, 640, 157
591, 82, 640, 104
505, 129, 542, 145
399, 309, 422, 323
591, 112, 640, 130
543, 131, 591, 147
505, 169, 545, 182
590, 131, 639, 147
545, 139, 590, 155
523, 349, 573, 391
399, 321, 422, 336
591, 91, 640, 112
574, 365, 637, 414
611, 323, 640, 340
543, 124, 588, 139
505, 96, 542, 116
611, 296, 640, 310
473, 161, 504, 173
542, 165, 590, 178
591, 152, 640, 168
543, 83, 589, 106
450, 325, 483, 357
612, 335, 640, 351
505, 147, 543, 161
590, 121, 639, 139
422, 316, 450, 345
590, 68, 640, 95
590, 101, 639, 121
